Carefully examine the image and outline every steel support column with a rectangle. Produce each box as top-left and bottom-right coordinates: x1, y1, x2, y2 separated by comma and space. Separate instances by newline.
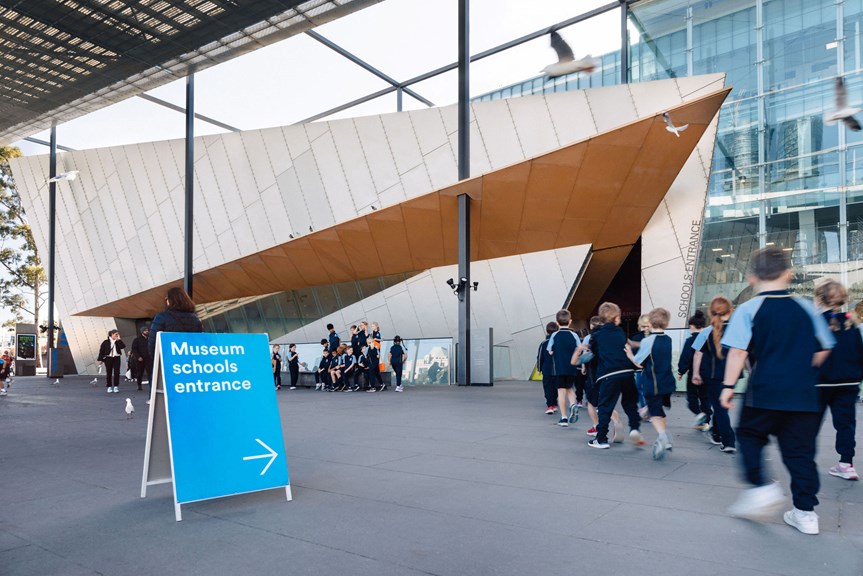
457, 0, 471, 386
47, 126, 57, 355
184, 74, 195, 298
620, 0, 629, 84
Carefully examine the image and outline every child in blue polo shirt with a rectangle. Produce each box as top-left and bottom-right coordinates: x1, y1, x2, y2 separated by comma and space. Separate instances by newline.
537, 321, 559, 415
721, 247, 834, 535
574, 302, 643, 449
547, 309, 581, 427
814, 280, 862, 482
678, 310, 711, 431
692, 296, 737, 453
626, 307, 675, 460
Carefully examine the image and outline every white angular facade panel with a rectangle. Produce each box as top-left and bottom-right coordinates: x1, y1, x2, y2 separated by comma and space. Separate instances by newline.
409, 107, 449, 157
353, 115, 400, 194
329, 119, 377, 210
380, 111, 423, 175
584, 84, 639, 133
312, 130, 359, 222
506, 96, 560, 158
489, 255, 540, 334
473, 99, 524, 169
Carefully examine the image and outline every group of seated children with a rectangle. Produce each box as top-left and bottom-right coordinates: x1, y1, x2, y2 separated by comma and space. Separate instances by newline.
312, 322, 408, 392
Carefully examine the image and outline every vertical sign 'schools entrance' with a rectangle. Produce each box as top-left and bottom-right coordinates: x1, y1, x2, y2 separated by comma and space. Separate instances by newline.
141, 332, 291, 521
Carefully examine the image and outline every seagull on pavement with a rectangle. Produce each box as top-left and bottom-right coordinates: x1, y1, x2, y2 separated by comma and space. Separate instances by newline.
825, 77, 862, 131
125, 398, 135, 419
90, 377, 98, 386
52, 378, 60, 385
45, 170, 79, 184
542, 31, 598, 78
663, 112, 689, 137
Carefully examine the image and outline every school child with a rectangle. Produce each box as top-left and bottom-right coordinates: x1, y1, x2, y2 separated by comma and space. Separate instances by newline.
536, 322, 559, 414
272, 344, 282, 390
355, 345, 370, 390
546, 309, 582, 427
371, 322, 382, 349
316, 349, 331, 391
815, 280, 861, 481
357, 322, 368, 353
342, 346, 356, 392
367, 341, 383, 391
580, 316, 624, 441
692, 296, 737, 453
722, 247, 834, 535
350, 326, 360, 356
287, 343, 299, 390
320, 338, 329, 353
574, 302, 643, 449
678, 310, 711, 430
389, 336, 407, 392
329, 344, 346, 391
326, 323, 341, 352
626, 308, 676, 460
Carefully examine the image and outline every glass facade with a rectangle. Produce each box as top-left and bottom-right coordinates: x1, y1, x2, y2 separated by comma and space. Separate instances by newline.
197, 273, 416, 338
478, 0, 863, 311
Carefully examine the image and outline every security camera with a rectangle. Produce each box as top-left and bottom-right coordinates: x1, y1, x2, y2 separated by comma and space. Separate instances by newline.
472, 281, 479, 291
446, 278, 456, 289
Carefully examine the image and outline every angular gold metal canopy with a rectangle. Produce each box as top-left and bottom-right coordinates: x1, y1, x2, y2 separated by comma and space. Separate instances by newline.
78, 87, 730, 318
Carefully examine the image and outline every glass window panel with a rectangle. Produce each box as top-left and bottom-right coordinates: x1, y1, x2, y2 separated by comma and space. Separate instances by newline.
764, 0, 835, 91
314, 286, 340, 316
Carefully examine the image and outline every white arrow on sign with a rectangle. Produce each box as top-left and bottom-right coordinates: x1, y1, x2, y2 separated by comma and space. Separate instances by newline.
242, 438, 278, 476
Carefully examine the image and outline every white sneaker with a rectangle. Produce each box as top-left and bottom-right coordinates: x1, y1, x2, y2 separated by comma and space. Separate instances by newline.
112, 386, 119, 393
0, 389, 6, 396
728, 483, 785, 521
629, 429, 645, 447
290, 386, 297, 390
106, 387, 112, 393
783, 508, 819, 535
693, 412, 708, 427
395, 386, 404, 392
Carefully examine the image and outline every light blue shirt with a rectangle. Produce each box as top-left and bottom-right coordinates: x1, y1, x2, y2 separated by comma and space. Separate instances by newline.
691, 325, 713, 351
632, 332, 661, 365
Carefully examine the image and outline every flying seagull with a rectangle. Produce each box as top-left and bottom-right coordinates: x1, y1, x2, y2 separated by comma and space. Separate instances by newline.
663, 112, 689, 137
45, 170, 79, 184
825, 77, 862, 131
542, 31, 598, 78
125, 398, 135, 419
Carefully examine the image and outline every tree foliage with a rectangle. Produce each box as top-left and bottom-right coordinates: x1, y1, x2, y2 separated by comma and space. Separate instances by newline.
0, 146, 46, 351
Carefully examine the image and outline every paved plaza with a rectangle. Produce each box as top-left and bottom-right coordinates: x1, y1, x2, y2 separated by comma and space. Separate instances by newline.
1, 376, 861, 576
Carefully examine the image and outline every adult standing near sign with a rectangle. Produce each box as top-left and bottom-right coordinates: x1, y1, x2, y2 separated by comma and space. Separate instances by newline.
287, 344, 299, 390
272, 345, 282, 390
388, 336, 407, 392
98, 330, 126, 393
147, 287, 203, 369
130, 327, 150, 391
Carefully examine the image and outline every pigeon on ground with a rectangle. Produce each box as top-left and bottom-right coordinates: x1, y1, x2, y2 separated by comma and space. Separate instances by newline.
542, 31, 598, 78
825, 77, 862, 131
125, 398, 134, 419
45, 170, 79, 184
663, 112, 689, 137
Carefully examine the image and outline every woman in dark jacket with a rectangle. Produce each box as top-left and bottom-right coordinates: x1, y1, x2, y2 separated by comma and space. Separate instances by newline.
147, 286, 203, 368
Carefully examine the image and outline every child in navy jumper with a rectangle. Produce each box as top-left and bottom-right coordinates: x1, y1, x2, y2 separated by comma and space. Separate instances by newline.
722, 247, 834, 535
574, 302, 643, 449
537, 322, 559, 414
692, 296, 737, 453
815, 280, 861, 481
580, 316, 624, 441
626, 308, 676, 460
546, 309, 581, 427
678, 310, 711, 430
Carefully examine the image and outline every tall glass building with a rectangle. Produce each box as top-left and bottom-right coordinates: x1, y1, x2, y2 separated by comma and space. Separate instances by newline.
477, 0, 863, 311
